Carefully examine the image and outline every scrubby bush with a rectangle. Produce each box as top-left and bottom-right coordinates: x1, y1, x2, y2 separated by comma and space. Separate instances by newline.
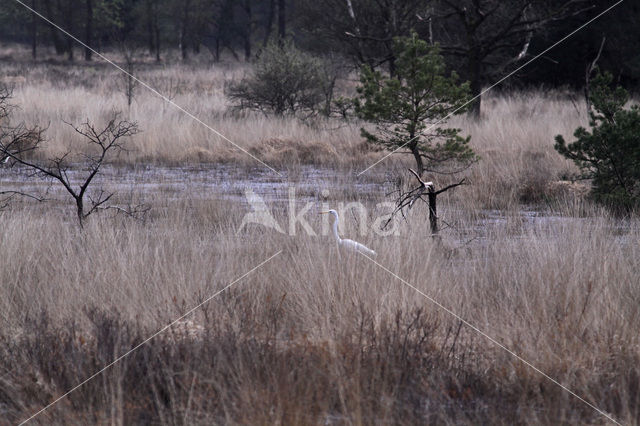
555, 71, 640, 211
227, 42, 326, 116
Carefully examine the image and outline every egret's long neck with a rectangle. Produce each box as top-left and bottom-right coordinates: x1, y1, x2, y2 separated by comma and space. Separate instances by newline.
331, 214, 341, 242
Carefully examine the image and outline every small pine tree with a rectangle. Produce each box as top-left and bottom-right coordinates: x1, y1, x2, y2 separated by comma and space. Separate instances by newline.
354, 32, 475, 176
555, 71, 640, 210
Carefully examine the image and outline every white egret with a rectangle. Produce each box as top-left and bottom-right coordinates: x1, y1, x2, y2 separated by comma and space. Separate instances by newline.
320, 209, 376, 257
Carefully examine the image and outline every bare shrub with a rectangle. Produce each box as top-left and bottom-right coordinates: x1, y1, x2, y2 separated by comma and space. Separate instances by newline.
0, 106, 143, 226
119, 45, 140, 108
0, 83, 47, 208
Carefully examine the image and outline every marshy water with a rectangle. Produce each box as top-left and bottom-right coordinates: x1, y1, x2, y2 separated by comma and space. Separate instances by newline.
0, 163, 390, 201
3, 163, 634, 246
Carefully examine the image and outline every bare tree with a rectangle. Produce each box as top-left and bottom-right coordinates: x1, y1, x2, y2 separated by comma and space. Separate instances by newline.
386, 169, 466, 234
31, 0, 37, 59
0, 84, 47, 208
243, 0, 252, 60
0, 110, 142, 227
584, 36, 606, 114
278, 0, 286, 41
43, 0, 65, 55
298, 0, 429, 73
84, 0, 94, 61
62, 0, 75, 61
149, 76, 185, 114
119, 44, 140, 108
432, 0, 591, 117
0, 85, 43, 164
179, 0, 192, 60
263, 0, 275, 47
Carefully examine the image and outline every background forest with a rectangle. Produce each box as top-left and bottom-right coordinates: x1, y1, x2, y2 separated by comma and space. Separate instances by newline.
1, 0, 639, 96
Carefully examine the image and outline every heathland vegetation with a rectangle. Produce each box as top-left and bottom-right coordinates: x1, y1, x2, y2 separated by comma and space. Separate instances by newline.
0, 42, 637, 425
1, 1, 639, 424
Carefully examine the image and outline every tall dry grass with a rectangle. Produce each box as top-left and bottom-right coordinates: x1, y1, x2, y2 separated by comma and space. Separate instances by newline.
2, 58, 373, 168
0, 195, 638, 424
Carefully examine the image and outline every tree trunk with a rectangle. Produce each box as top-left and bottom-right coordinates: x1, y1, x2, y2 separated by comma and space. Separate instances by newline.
468, 53, 482, 118
44, 0, 65, 55
146, 0, 155, 55
31, 0, 37, 59
277, 0, 285, 41
387, 3, 397, 76
427, 188, 438, 234
76, 197, 84, 227
244, 0, 252, 60
180, 0, 191, 61
263, 0, 275, 47
66, 45, 74, 61
66, 42, 74, 61
61, 0, 75, 61
410, 142, 424, 177
153, 6, 161, 62
84, 0, 93, 61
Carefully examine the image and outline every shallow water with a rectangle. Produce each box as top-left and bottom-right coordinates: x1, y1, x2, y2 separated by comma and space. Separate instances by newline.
1, 163, 636, 246
0, 163, 392, 203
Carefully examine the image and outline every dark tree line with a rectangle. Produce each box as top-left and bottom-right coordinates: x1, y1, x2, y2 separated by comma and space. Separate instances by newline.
0, 1, 639, 110
297, 0, 639, 116
0, 0, 289, 62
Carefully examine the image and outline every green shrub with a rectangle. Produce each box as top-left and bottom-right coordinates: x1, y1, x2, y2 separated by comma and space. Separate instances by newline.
227, 41, 325, 116
555, 71, 640, 211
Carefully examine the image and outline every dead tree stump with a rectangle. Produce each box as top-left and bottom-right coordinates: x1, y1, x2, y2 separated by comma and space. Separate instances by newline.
386, 168, 466, 235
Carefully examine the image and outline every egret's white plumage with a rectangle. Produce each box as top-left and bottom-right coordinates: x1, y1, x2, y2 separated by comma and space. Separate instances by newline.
320, 209, 376, 257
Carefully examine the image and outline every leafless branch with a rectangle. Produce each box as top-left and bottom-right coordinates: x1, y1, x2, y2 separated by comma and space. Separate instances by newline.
0, 190, 48, 209
344, 31, 392, 43
96, 203, 151, 222
1, 107, 140, 227
585, 36, 606, 113
435, 178, 467, 195
383, 169, 466, 230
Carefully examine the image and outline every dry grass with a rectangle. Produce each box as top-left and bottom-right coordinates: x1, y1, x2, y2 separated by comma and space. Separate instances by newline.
2, 56, 373, 169
1, 47, 638, 424
0, 196, 639, 424
453, 91, 587, 209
